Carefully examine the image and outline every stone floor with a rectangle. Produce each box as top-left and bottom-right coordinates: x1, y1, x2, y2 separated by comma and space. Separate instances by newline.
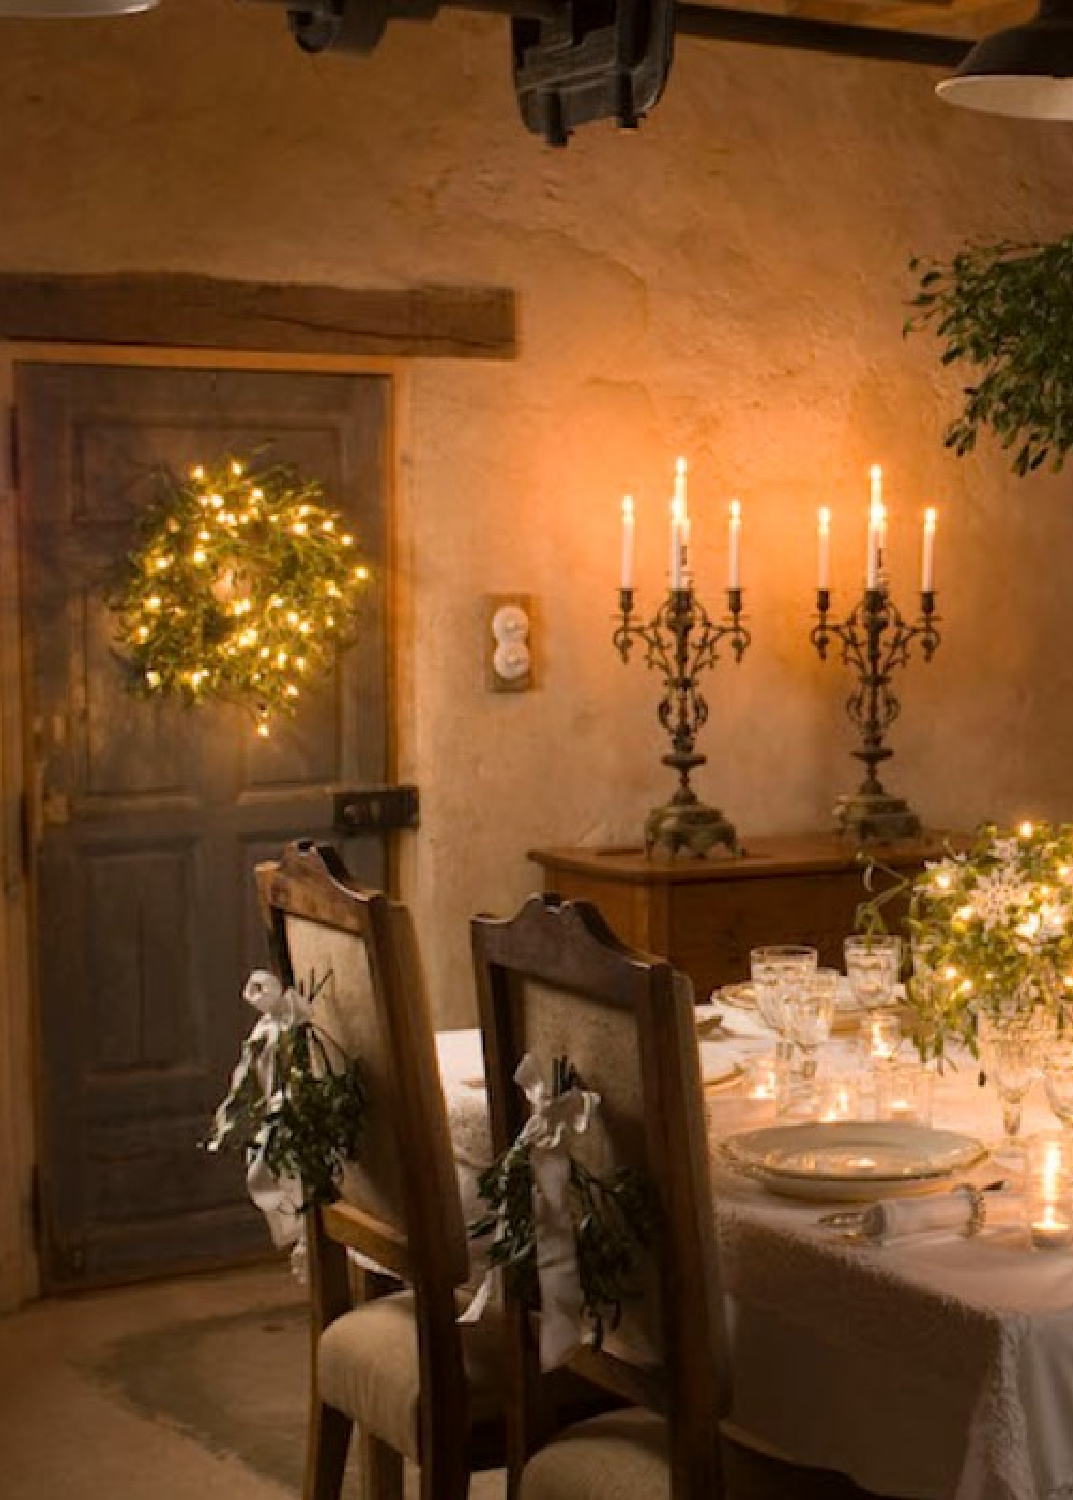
0, 1263, 504, 1500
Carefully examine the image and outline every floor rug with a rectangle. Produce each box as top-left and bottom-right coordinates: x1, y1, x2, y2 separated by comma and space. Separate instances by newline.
84, 1301, 333, 1495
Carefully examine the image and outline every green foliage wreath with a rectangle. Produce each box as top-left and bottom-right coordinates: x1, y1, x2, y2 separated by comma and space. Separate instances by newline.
110, 455, 369, 731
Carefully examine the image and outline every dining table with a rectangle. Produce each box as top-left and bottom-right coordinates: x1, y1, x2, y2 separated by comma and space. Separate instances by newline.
434, 1004, 1073, 1500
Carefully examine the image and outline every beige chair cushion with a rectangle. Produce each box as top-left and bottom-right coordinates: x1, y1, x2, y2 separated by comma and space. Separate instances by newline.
520, 1409, 670, 1500
317, 1290, 506, 1461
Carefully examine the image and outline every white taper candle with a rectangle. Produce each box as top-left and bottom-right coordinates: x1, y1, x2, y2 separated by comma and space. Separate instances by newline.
818, 507, 831, 590
922, 507, 936, 592
621, 494, 635, 589
728, 499, 742, 589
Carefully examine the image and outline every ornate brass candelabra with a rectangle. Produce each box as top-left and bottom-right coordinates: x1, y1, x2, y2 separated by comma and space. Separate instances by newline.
614, 584, 750, 858
811, 581, 940, 841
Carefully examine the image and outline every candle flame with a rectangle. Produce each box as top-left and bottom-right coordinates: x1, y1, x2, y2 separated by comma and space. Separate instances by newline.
622, 494, 634, 521
925, 506, 937, 531
729, 499, 742, 523
818, 506, 831, 533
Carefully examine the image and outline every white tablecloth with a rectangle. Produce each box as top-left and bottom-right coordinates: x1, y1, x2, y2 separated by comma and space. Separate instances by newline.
434, 1022, 1073, 1500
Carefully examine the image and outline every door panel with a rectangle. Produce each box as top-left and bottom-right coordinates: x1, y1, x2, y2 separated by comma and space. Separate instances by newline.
18, 363, 391, 1289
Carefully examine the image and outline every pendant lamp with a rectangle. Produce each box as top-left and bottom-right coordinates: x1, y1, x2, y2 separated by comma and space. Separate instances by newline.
936, 0, 1073, 120
0, 1, 159, 14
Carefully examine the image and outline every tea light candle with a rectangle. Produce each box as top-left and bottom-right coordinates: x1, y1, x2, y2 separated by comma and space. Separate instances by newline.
745, 1056, 778, 1101
816, 1079, 858, 1122
875, 1061, 934, 1125
1028, 1134, 1073, 1250
868, 1013, 901, 1063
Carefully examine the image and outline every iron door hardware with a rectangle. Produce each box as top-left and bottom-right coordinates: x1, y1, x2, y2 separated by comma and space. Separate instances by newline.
333, 784, 420, 833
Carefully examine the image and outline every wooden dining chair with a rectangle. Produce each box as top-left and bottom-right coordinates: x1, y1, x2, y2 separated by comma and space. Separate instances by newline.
471, 892, 731, 1500
255, 839, 509, 1500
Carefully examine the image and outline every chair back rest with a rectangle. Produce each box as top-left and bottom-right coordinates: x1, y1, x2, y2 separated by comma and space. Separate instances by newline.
471, 894, 730, 1495
256, 840, 469, 1294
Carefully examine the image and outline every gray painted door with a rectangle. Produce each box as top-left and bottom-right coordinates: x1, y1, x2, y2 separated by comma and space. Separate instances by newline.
17, 364, 390, 1290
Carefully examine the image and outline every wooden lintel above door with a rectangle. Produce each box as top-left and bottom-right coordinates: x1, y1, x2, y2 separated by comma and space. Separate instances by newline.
0, 273, 515, 361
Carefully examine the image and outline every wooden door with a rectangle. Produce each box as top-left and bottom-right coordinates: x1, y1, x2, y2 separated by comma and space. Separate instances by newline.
16, 363, 391, 1290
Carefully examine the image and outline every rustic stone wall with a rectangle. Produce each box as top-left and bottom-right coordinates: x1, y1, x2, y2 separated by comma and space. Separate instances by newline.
2, 0, 1072, 1043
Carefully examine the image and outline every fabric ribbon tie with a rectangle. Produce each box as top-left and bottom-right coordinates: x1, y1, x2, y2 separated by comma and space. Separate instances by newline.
208, 969, 313, 1252
460, 1053, 600, 1371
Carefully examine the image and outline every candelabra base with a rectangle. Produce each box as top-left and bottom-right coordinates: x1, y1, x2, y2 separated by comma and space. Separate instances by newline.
833, 790, 922, 844
644, 795, 741, 860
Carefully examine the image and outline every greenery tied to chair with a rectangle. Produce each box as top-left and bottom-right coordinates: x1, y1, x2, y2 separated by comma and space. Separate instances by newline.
206, 970, 366, 1209
470, 1056, 657, 1349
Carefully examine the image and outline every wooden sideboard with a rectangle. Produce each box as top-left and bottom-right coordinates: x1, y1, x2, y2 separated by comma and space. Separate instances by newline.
529, 832, 961, 1004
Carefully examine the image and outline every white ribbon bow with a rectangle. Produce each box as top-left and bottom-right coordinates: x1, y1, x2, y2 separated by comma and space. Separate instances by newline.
208, 969, 313, 1252
460, 1053, 601, 1371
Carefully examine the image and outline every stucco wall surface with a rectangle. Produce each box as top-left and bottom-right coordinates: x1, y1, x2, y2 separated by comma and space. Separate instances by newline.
2, 1, 1073, 1026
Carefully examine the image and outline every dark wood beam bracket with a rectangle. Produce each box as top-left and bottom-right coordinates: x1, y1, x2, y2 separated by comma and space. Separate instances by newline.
0, 273, 516, 361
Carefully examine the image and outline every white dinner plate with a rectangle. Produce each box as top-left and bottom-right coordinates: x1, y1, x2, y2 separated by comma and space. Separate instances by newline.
720, 1121, 988, 1202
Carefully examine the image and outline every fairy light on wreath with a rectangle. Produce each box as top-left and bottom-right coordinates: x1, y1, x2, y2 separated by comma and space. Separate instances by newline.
110, 456, 370, 736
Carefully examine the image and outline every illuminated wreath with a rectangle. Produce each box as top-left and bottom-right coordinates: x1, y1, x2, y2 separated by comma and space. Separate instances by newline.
110, 456, 369, 734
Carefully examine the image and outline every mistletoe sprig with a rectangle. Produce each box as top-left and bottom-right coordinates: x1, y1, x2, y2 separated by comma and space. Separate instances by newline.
906, 235, 1073, 477
206, 972, 366, 1209
110, 455, 370, 733
470, 1057, 657, 1349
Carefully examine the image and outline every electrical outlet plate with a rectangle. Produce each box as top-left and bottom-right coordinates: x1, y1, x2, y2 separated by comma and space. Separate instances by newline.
485, 593, 534, 692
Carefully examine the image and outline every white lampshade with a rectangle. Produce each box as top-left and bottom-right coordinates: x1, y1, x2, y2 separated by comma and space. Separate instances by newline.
936, 0, 1073, 120
0, 0, 159, 14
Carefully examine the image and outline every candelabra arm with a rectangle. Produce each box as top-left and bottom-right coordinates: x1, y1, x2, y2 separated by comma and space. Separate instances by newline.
810, 580, 941, 843
613, 580, 751, 859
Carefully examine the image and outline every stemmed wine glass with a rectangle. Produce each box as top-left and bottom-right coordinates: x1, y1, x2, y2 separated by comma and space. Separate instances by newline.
783, 969, 838, 1081
750, 946, 818, 1061
1044, 1044, 1073, 1130
991, 1032, 1037, 1161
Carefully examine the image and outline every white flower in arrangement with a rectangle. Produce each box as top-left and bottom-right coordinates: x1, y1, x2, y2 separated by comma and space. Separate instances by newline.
865, 822, 1073, 1061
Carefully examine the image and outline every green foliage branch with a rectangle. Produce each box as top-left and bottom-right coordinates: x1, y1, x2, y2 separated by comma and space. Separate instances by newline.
206, 973, 366, 1209
907, 235, 1073, 477
470, 1056, 657, 1349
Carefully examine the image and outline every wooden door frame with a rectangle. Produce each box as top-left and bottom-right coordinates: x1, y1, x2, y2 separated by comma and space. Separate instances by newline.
0, 342, 409, 1310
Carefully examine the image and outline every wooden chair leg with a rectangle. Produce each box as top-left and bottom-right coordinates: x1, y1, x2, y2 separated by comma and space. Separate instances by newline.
304, 1399, 354, 1500
358, 1432, 405, 1500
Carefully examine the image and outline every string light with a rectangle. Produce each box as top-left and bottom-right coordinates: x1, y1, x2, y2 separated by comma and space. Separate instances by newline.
110, 454, 369, 733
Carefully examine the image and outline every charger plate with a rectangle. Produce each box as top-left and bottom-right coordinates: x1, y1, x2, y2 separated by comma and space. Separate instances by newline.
720, 1121, 987, 1202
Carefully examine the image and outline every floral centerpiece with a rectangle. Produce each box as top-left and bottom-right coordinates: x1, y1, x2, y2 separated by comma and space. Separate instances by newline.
894, 821, 1073, 1061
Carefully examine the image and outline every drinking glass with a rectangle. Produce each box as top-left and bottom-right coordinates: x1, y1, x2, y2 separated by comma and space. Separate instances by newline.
750, 945, 818, 1057
991, 1032, 1037, 1157
1044, 1045, 1073, 1130
844, 934, 902, 1013
783, 968, 838, 1080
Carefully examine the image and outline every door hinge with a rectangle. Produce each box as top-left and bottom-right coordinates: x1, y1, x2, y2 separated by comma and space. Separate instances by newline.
333, 784, 420, 833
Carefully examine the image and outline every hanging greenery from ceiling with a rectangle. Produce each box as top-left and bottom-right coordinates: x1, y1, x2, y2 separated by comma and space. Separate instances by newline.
907, 234, 1073, 478
110, 455, 369, 734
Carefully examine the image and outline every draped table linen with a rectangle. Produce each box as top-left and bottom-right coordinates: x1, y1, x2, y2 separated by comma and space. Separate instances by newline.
435, 1024, 1073, 1500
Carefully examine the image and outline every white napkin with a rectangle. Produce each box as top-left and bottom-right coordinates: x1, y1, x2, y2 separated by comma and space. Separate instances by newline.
857, 1187, 1020, 1243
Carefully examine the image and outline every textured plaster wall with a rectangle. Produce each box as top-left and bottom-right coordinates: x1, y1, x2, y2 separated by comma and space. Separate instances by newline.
2, 2, 1073, 1027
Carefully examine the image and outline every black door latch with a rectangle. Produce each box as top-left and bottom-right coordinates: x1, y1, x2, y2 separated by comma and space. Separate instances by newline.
333, 785, 420, 833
